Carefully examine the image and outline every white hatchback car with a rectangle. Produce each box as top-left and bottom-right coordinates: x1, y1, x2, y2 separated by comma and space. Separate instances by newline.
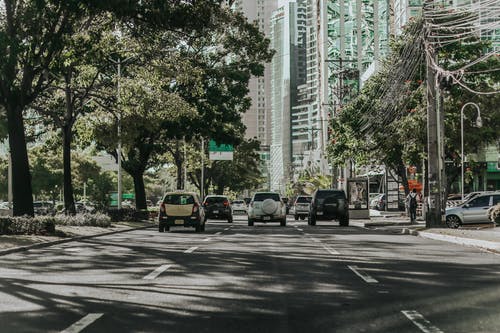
247, 192, 287, 226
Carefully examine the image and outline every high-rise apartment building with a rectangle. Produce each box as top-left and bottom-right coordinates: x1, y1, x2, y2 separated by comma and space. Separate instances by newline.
232, 0, 278, 147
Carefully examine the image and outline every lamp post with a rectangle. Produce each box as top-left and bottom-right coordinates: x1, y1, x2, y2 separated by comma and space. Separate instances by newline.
460, 102, 482, 201
109, 55, 135, 209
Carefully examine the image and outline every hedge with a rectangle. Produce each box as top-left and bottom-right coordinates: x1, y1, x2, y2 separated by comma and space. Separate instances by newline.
0, 213, 112, 235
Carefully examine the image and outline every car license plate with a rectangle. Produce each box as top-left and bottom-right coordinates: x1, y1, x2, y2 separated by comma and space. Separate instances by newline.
317, 212, 323, 215
213, 210, 219, 214
263, 216, 271, 221
175, 219, 184, 225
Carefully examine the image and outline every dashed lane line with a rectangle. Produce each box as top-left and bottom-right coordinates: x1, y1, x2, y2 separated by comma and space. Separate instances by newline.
184, 246, 198, 254
401, 310, 444, 333
202, 238, 211, 242
143, 264, 172, 280
61, 313, 104, 333
297, 228, 304, 232
322, 244, 340, 255
215, 232, 222, 235
348, 265, 378, 283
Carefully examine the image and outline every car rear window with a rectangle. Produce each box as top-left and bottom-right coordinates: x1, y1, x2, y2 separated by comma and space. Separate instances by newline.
163, 194, 194, 205
206, 196, 227, 203
296, 197, 312, 203
233, 200, 244, 204
253, 193, 280, 201
315, 191, 345, 200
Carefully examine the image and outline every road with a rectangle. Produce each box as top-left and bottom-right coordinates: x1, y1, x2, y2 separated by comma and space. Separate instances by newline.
0, 215, 499, 333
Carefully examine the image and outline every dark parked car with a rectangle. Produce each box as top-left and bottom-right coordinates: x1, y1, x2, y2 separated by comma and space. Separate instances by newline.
308, 189, 349, 226
33, 201, 55, 216
203, 195, 233, 223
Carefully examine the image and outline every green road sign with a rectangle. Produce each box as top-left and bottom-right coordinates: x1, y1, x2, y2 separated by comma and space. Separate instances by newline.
208, 140, 234, 152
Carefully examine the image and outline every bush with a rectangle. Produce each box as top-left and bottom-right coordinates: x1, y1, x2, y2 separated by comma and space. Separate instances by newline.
0, 216, 55, 235
52, 213, 111, 227
487, 203, 500, 225
106, 207, 138, 222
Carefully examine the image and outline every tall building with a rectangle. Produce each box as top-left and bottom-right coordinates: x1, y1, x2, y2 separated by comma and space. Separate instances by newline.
291, 0, 329, 175
233, 0, 278, 146
269, 1, 301, 192
232, 0, 278, 190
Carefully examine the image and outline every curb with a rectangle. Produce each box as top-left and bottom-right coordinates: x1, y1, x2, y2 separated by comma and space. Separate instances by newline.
402, 228, 500, 254
0, 223, 155, 257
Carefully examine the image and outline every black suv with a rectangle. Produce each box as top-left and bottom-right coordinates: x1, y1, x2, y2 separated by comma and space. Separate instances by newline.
203, 195, 233, 223
308, 189, 349, 226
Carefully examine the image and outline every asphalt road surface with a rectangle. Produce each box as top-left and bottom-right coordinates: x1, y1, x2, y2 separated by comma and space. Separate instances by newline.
1, 215, 499, 333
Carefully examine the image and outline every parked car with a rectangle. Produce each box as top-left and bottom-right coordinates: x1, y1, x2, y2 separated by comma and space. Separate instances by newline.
247, 192, 287, 226
33, 201, 55, 216
369, 193, 386, 210
231, 200, 247, 215
203, 195, 233, 223
308, 189, 349, 226
158, 191, 206, 232
446, 192, 500, 228
0, 202, 11, 216
293, 195, 312, 220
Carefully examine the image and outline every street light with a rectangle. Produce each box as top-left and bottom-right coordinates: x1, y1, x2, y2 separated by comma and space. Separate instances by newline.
109, 55, 135, 210
460, 102, 482, 201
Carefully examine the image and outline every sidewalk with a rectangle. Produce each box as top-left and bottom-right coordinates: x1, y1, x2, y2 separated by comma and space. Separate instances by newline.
0, 221, 156, 256
363, 209, 500, 254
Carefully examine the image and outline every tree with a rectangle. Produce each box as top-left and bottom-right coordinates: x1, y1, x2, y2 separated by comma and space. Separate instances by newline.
328, 16, 499, 196
187, 138, 265, 195
0, 0, 239, 216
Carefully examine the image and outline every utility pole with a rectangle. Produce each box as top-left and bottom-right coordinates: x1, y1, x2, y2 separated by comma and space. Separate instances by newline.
424, 6, 444, 228
117, 59, 122, 210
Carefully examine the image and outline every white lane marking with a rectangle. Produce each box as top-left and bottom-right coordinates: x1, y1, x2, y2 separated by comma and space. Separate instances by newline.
61, 313, 104, 333
215, 232, 222, 235
401, 310, 444, 333
184, 246, 198, 253
297, 228, 303, 232
224, 228, 229, 231
293, 225, 298, 228
202, 238, 211, 242
143, 264, 172, 280
310, 237, 320, 243
322, 244, 340, 255
348, 265, 378, 283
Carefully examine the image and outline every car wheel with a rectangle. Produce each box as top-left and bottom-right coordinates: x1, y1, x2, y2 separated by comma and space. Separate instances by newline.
310, 216, 316, 226
339, 216, 349, 226
280, 218, 286, 227
300, 215, 305, 220
446, 215, 461, 228
294, 214, 298, 220
248, 218, 254, 226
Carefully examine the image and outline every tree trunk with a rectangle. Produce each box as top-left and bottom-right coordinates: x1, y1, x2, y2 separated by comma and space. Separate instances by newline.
62, 125, 76, 215
132, 172, 147, 211
175, 141, 183, 190
396, 159, 409, 196
6, 103, 34, 216
63, 70, 76, 215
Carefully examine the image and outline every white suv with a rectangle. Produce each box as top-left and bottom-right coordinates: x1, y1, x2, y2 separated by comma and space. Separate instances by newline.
247, 192, 287, 226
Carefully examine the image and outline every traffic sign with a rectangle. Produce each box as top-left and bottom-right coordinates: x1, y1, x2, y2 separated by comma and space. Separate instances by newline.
208, 140, 233, 160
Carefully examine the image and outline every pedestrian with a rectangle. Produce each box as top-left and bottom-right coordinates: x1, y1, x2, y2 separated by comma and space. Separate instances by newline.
407, 189, 418, 223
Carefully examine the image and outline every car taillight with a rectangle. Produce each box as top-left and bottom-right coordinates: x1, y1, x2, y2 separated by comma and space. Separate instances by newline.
160, 202, 166, 213
192, 203, 199, 214
223, 200, 229, 207
203, 202, 208, 206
